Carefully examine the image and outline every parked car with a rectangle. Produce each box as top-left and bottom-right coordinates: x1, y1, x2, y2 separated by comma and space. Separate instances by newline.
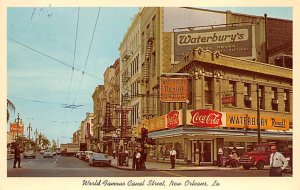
43, 150, 54, 158
79, 152, 86, 160
85, 151, 94, 162
76, 151, 84, 158
89, 153, 111, 167
23, 149, 36, 159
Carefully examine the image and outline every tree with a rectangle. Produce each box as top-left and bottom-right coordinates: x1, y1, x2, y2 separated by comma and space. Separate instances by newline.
7, 99, 15, 122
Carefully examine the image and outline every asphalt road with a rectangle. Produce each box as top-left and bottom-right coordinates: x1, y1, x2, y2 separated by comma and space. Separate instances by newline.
7, 154, 293, 177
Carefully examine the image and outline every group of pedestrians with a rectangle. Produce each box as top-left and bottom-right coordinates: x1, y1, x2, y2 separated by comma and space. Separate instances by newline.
132, 147, 147, 170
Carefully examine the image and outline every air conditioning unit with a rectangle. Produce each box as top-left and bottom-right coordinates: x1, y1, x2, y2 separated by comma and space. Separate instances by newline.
272, 99, 279, 104
244, 95, 252, 101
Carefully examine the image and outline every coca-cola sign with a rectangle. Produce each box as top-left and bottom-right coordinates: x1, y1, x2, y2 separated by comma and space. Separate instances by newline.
167, 110, 180, 128
190, 109, 222, 128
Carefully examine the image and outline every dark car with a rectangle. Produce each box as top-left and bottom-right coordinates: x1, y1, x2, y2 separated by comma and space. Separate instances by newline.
89, 153, 111, 167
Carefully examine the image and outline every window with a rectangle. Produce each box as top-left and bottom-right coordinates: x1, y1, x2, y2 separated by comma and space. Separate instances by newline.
151, 51, 156, 77
271, 87, 278, 111
284, 89, 290, 112
258, 85, 265, 109
204, 77, 212, 104
244, 83, 251, 108
229, 81, 236, 106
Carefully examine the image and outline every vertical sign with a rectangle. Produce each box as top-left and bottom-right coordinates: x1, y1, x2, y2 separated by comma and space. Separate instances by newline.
160, 77, 188, 102
121, 110, 128, 137
102, 102, 112, 133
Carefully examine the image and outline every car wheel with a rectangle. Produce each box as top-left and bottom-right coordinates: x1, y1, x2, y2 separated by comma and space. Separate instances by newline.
242, 165, 251, 170
256, 161, 264, 170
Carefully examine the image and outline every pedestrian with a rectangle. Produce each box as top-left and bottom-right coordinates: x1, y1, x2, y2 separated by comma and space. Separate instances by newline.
135, 147, 142, 171
124, 149, 129, 167
141, 146, 147, 169
217, 146, 223, 167
113, 149, 116, 159
169, 146, 177, 169
132, 147, 138, 169
13, 143, 22, 168
269, 145, 288, 177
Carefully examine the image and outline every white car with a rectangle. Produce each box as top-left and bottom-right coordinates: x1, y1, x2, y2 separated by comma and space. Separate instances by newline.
23, 149, 36, 159
43, 150, 54, 158
85, 151, 94, 162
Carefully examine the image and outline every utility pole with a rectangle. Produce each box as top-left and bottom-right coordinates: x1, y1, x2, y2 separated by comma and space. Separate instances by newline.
15, 113, 21, 138
257, 84, 261, 144
27, 123, 32, 140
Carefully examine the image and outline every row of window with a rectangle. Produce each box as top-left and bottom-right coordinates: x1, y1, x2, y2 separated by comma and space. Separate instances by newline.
204, 78, 291, 112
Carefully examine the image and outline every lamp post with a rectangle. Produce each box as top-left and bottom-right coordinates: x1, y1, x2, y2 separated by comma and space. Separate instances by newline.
27, 123, 32, 140
15, 113, 22, 139
257, 84, 261, 144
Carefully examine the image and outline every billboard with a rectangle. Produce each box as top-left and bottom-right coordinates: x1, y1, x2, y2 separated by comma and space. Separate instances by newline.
10, 123, 24, 135
160, 77, 188, 102
173, 25, 254, 62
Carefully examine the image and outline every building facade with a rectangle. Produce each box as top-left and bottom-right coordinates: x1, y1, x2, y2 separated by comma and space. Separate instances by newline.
118, 7, 292, 165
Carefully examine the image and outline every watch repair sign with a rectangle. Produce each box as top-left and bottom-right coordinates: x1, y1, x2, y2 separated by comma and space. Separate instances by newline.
160, 77, 188, 102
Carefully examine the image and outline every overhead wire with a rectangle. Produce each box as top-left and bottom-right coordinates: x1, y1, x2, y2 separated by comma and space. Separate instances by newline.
72, 7, 101, 104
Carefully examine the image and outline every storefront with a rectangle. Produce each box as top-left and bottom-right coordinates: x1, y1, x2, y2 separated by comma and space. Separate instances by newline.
141, 109, 292, 166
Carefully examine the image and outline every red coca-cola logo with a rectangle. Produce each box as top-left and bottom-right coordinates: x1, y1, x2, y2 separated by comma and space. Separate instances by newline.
190, 109, 222, 127
167, 110, 180, 128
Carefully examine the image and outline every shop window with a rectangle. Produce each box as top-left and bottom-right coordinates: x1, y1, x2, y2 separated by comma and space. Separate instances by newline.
204, 77, 212, 104
258, 85, 265, 109
271, 87, 278, 111
284, 89, 290, 112
174, 142, 184, 159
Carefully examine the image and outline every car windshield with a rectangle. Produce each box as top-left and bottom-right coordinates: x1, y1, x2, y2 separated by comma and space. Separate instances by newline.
94, 154, 107, 159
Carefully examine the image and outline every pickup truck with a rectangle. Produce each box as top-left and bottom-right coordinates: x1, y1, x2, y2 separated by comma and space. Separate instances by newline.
239, 143, 292, 170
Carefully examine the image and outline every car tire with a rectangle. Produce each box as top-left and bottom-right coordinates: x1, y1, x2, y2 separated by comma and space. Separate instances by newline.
256, 161, 264, 170
242, 165, 251, 170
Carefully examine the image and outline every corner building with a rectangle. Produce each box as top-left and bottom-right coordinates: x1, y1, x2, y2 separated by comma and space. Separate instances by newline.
119, 7, 292, 165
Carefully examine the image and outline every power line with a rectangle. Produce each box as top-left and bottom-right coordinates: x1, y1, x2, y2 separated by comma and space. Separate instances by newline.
73, 7, 101, 104
7, 37, 101, 80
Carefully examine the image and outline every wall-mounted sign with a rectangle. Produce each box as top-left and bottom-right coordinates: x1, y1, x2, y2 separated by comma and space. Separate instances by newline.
173, 25, 254, 62
222, 96, 235, 104
167, 110, 181, 128
226, 113, 289, 131
160, 77, 188, 102
189, 109, 223, 128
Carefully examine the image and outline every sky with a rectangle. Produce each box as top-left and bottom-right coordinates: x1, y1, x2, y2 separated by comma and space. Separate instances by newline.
7, 7, 292, 145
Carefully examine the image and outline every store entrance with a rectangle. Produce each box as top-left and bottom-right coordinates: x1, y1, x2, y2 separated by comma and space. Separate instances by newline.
191, 140, 213, 165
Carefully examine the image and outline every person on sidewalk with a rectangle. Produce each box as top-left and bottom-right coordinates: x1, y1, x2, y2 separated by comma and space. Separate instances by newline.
132, 147, 138, 169
135, 147, 142, 171
169, 147, 177, 169
217, 146, 223, 167
124, 149, 129, 167
13, 143, 22, 168
269, 145, 288, 177
113, 149, 116, 159
141, 146, 147, 169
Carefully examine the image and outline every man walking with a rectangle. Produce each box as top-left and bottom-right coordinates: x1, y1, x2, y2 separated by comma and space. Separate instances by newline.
269, 145, 288, 177
13, 143, 22, 168
169, 147, 177, 169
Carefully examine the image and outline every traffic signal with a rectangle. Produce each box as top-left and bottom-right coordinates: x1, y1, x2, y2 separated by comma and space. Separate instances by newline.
141, 128, 148, 141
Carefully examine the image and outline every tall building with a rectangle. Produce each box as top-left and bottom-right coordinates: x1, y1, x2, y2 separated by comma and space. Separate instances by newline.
119, 7, 292, 165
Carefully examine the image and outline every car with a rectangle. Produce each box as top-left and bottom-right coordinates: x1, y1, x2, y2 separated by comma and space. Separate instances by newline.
85, 151, 94, 162
79, 152, 86, 160
23, 149, 36, 159
43, 150, 54, 158
76, 151, 84, 158
89, 153, 111, 167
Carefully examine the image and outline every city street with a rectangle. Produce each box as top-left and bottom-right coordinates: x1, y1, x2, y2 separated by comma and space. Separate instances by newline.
7, 154, 292, 177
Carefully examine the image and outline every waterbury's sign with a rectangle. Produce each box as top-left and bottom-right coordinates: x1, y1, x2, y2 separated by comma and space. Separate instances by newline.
173, 25, 253, 62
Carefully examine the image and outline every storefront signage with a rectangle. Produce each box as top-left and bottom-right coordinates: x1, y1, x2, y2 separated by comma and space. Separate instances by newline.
190, 109, 223, 127
10, 123, 24, 134
226, 113, 289, 130
160, 77, 188, 102
148, 115, 167, 132
173, 25, 253, 62
167, 110, 181, 128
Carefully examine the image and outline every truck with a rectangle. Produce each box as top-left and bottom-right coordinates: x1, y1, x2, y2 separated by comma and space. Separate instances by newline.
61, 143, 80, 156
239, 143, 292, 170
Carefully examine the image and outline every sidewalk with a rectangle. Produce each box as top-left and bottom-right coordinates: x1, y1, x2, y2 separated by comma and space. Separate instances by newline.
108, 156, 243, 171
